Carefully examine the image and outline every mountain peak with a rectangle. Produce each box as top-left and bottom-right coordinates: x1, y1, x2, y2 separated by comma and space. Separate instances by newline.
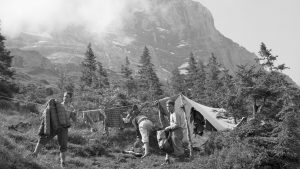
8, 0, 257, 81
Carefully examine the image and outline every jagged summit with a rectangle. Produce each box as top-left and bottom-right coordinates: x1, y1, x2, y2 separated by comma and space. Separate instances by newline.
7, 0, 257, 80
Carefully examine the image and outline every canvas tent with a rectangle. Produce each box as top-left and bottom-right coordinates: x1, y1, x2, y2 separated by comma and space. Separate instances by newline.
157, 94, 236, 152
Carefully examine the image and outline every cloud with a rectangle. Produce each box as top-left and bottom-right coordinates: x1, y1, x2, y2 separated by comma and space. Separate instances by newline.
0, 0, 150, 37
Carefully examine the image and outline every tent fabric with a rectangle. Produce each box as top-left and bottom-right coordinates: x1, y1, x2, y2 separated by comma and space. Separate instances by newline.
182, 96, 236, 131
157, 94, 236, 146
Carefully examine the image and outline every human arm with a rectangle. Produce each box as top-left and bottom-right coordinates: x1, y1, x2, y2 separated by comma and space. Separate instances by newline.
165, 113, 180, 131
158, 103, 169, 128
132, 117, 142, 139
67, 104, 77, 122
70, 111, 77, 122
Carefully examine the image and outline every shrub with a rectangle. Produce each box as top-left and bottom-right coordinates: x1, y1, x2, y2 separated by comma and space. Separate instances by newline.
204, 131, 238, 155
205, 143, 255, 169
39, 79, 49, 85
68, 132, 87, 145
0, 100, 13, 110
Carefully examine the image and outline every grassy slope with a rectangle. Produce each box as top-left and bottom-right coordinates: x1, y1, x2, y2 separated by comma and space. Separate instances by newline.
0, 109, 209, 169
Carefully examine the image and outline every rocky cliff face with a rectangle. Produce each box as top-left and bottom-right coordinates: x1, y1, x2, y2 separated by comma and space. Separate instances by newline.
7, 0, 257, 81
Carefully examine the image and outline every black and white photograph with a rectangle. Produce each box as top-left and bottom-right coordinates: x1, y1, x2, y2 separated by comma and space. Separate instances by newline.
0, 0, 299, 168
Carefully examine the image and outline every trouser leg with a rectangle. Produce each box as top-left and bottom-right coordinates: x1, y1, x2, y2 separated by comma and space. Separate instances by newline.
144, 142, 150, 154
57, 128, 68, 164
171, 129, 184, 156
165, 153, 169, 160
60, 152, 66, 167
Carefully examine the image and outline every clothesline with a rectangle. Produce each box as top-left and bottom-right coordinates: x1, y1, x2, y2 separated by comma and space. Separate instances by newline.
0, 95, 157, 112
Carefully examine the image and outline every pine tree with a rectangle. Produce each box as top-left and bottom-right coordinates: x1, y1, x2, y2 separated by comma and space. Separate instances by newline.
80, 43, 97, 87
96, 61, 109, 89
273, 86, 300, 164
121, 57, 136, 95
191, 59, 206, 101
204, 53, 223, 107
0, 28, 16, 98
121, 57, 133, 79
64, 76, 75, 94
57, 70, 66, 92
186, 52, 197, 91
149, 70, 163, 97
170, 67, 185, 95
137, 46, 151, 89
257, 42, 289, 72
137, 46, 163, 100
248, 43, 289, 119
219, 68, 247, 123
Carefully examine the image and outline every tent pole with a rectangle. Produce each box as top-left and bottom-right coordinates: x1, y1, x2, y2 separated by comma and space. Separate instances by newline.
180, 95, 193, 159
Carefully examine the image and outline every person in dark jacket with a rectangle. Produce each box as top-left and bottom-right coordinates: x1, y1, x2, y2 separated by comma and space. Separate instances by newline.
31, 92, 76, 168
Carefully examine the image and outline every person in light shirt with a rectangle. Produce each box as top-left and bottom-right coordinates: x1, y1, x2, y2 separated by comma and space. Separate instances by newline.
123, 105, 154, 158
163, 99, 185, 164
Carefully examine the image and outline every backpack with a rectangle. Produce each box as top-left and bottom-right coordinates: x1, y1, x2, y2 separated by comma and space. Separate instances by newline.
157, 130, 174, 154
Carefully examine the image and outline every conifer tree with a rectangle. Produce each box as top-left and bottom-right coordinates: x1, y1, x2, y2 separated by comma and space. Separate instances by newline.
274, 86, 300, 163
137, 46, 151, 89
186, 52, 197, 92
233, 43, 290, 120
0, 28, 16, 98
170, 67, 185, 95
191, 59, 206, 101
257, 42, 289, 71
80, 43, 97, 87
96, 61, 109, 89
121, 57, 136, 95
121, 57, 132, 79
64, 76, 75, 94
57, 70, 66, 92
204, 53, 222, 107
219, 68, 247, 122
137, 46, 163, 99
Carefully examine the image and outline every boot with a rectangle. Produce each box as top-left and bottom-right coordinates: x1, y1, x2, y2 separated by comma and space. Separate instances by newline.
161, 154, 170, 165
60, 152, 66, 168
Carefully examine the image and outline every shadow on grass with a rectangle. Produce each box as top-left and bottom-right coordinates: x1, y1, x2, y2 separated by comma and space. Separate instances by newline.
68, 132, 88, 145
7, 132, 29, 143
68, 159, 85, 167
69, 140, 115, 159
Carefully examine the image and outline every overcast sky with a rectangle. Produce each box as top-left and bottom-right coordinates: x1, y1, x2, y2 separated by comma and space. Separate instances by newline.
0, 0, 299, 85
197, 0, 300, 85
